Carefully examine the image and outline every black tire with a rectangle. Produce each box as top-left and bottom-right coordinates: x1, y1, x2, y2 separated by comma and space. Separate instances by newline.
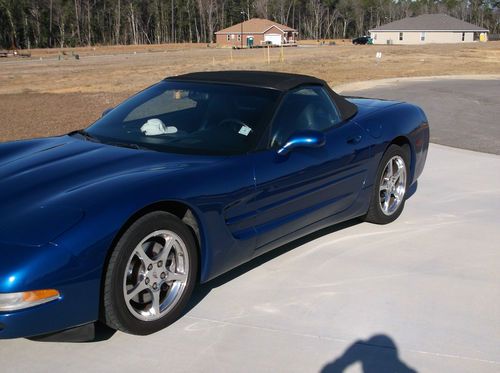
363, 144, 410, 224
103, 211, 198, 335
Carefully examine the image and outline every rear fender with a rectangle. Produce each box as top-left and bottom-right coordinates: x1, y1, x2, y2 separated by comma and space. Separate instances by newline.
355, 103, 429, 186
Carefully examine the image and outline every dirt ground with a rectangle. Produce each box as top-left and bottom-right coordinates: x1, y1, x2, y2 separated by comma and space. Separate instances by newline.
0, 41, 499, 142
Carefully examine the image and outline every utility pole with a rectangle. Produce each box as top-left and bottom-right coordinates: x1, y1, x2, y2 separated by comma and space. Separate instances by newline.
240, 11, 246, 49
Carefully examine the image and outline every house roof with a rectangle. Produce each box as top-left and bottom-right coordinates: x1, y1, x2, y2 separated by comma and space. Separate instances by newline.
369, 14, 488, 32
215, 18, 296, 34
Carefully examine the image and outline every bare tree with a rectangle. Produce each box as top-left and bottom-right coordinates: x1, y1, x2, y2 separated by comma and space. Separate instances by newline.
255, 0, 270, 19
0, 0, 498, 49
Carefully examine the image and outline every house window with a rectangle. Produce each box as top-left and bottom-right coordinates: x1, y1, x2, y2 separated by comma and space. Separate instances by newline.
226, 35, 230, 41
373, 33, 377, 40
237, 34, 241, 42
462, 32, 466, 41
420, 32, 426, 41
399, 32, 403, 41
231, 34, 235, 40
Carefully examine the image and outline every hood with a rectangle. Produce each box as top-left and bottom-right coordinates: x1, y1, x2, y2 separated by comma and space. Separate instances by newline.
0, 136, 219, 245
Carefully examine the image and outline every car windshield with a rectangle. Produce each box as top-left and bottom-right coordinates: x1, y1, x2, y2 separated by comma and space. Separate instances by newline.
84, 81, 280, 155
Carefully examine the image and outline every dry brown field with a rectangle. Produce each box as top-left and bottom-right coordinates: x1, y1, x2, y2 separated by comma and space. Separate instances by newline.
0, 41, 499, 142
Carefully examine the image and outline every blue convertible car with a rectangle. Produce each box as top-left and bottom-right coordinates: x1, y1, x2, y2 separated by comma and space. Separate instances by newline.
0, 71, 429, 339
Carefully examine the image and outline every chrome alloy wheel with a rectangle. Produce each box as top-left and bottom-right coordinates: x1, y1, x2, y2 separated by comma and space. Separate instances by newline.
379, 155, 407, 216
123, 230, 189, 321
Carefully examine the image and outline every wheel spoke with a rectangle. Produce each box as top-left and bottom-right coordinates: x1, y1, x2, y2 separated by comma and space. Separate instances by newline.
383, 191, 391, 211
393, 164, 403, 181
386, 160, 394, 178
167, 269, 187, 283
379, 180, 389, 192
126, 281, 148, 301
158, 235, 175, 263
151, 291, 161, 316
134, 244, 153, 267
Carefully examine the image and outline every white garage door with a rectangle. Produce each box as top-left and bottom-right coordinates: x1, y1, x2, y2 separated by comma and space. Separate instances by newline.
264, 34, 282, 45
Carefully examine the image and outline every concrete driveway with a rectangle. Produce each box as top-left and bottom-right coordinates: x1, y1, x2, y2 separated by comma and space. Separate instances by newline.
1, 79, 499, 373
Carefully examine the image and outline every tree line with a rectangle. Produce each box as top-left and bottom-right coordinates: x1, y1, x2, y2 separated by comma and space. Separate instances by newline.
0, 0, 498, 49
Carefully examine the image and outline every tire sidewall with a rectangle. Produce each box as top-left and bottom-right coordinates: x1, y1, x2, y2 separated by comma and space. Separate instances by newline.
104, 212, 198, 335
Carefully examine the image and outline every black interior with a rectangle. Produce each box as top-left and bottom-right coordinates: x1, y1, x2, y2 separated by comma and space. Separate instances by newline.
271, 88, 342, 148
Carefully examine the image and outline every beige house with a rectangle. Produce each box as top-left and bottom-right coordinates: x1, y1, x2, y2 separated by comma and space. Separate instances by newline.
215, 18, 297, 48
369, 14, 488, 45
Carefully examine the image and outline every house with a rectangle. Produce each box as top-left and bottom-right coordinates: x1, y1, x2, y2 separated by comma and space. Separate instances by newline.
215, 18, 298, 48
369, 14, 489, 45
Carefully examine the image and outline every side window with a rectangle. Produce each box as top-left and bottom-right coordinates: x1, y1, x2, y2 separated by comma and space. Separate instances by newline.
270, 86, 342, 148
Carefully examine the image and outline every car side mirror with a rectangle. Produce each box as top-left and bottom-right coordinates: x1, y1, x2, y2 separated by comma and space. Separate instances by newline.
101, 107, 113, 117
277, 130, 326, 156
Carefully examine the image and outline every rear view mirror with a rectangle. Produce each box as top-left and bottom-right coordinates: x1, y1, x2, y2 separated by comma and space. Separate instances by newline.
188, 91, 209, 102
277, 130, 326, 156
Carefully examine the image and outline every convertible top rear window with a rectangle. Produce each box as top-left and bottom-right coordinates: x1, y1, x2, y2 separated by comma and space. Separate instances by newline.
85, 81, 280, 155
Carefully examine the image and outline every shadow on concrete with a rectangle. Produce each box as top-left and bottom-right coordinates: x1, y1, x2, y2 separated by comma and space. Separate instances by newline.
26, 178, 419, 343
407, 180, 418, 200
28, 217, 363, 343
321, 334, 417, 373
185, 217, 362, 315
28, 322, 116, 343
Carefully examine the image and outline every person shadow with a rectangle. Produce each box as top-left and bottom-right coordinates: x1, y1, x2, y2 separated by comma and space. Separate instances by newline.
321, 334, 417, 373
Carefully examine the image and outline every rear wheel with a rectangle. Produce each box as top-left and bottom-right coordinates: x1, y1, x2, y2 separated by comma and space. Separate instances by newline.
364, 144, 410, 224
103, 211, 198, 335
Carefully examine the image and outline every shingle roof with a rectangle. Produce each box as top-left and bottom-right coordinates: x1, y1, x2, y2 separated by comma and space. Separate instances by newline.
369, 14, 488, 32
215, 18, 296, 34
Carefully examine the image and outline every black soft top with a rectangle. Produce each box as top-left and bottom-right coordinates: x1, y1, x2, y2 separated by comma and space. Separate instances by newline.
166, 71, 358, 121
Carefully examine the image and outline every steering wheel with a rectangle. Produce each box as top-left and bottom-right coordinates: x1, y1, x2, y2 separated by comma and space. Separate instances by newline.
216, 118, 248, 134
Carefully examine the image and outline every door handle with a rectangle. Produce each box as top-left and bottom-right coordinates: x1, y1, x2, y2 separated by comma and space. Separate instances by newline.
346, 135, 362, 145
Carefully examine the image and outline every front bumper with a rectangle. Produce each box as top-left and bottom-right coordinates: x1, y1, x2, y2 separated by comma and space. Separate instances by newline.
0, 297, 65, 338
0, 240, 104, 339
0, 279, 100, 339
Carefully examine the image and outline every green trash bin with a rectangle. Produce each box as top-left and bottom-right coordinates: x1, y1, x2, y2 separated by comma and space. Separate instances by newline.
247, 36, 254, 48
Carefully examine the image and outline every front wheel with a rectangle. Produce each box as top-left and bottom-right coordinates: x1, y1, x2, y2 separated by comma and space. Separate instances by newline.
103, 212, 198, 335
364, 144, 410, 224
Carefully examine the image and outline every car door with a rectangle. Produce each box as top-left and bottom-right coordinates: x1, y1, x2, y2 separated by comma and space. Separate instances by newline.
251, 86, 370, 250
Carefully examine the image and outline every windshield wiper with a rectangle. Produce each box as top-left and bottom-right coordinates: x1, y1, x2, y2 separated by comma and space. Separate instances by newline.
106, 141, 147, 150
71, 130, 146, 150
70, 129, 101, 143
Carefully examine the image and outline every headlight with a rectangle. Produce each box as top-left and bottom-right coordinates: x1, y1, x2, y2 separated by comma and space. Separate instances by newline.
0, 289, 60, 312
